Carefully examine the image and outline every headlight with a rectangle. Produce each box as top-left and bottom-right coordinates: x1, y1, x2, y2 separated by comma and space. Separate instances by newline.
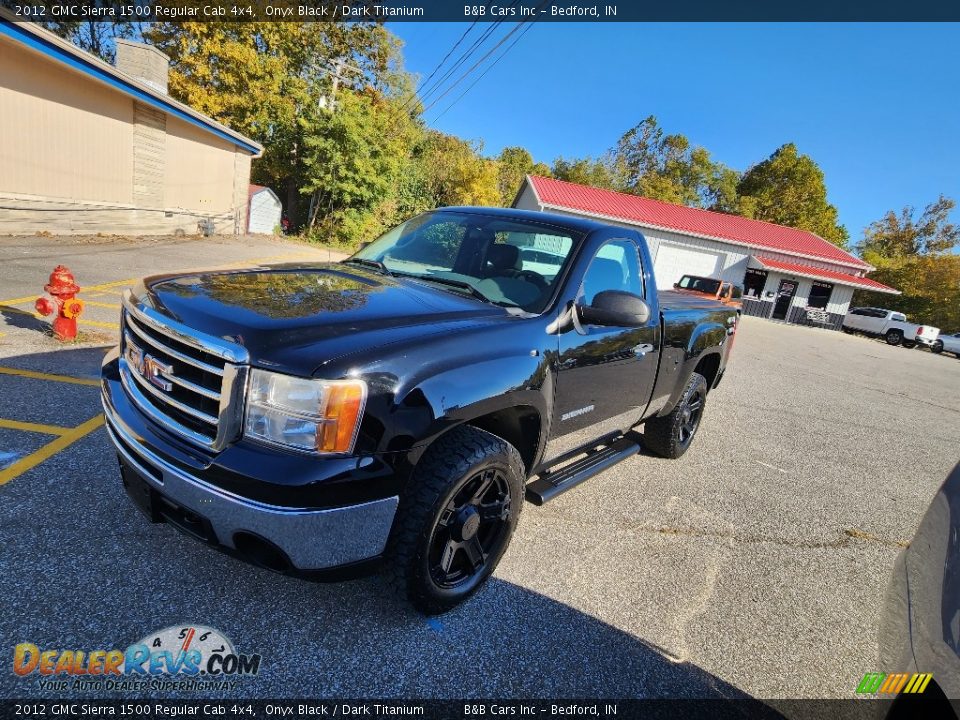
243, 369, 367, 454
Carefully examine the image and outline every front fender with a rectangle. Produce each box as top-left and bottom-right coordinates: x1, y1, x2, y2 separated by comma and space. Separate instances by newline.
364, 351, 551, 464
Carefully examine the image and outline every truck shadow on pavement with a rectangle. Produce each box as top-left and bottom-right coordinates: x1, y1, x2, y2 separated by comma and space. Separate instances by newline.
0, 345, 777, 708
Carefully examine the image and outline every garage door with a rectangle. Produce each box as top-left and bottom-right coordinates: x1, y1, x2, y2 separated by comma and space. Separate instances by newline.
653, 243, 724, 289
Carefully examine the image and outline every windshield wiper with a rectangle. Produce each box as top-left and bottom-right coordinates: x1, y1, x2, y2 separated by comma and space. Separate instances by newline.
342, 257, 392, 275
402, 274, 504, 305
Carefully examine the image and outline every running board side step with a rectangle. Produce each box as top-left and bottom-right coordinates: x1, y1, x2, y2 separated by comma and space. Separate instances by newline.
525, 434, 642, 505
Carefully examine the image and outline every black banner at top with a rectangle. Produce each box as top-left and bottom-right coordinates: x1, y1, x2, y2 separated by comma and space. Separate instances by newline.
1, 0, 959, 22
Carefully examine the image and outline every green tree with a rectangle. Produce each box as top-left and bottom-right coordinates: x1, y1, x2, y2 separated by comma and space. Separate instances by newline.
145, 21, 397, 224
414, 131, 500, 208
496, 147, 551, 206
300, 88, 418, 243
551, 156, 620, 190
736, 143, 848, 248
39, 4, 145, 62
857, 196, 958, 258
610, 116, 737, 209
852, 255, 960, 332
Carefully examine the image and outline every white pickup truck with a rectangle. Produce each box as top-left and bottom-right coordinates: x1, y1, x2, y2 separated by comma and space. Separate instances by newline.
932, 332, 960, 357
842, 307, 940, 348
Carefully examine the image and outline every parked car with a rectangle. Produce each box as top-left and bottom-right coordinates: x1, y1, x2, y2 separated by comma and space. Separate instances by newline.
100, 207, 739, 614
673, 274, 743, 308
842, 307, 940, 348
879, 462, 959, 710
931, 332, 960, 358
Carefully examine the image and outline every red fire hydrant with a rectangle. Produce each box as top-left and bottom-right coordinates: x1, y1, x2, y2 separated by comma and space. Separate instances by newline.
35, 265, 85, 341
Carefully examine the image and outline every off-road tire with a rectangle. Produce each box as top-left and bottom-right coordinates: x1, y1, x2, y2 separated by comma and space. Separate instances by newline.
643, 372, 708, 459
885, 330, 903, 346
931, 340, 944, 354
383, 425, 525, 614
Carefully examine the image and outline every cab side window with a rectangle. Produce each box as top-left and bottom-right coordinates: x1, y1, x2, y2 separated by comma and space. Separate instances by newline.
580, 239, 644, 305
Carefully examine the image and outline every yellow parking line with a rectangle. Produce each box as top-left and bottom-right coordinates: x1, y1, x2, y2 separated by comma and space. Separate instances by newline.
76, 318, 120, 329
0, 304, 118, 329
0, 366, 100, 387
0, 414, 104, 486
83, 301, 121, 309
0, 278, 136, 306
0, 418, 70, 435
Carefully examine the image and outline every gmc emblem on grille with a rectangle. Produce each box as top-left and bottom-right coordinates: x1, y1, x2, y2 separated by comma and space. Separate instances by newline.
125, 340, 174, 392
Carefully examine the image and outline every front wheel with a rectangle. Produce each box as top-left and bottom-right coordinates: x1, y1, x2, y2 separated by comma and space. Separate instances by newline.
384, 425, 525, 614
885, 330, 903, 346
902, 341, 917, 349
931, 340, 944, 354
643, 372, 708, 459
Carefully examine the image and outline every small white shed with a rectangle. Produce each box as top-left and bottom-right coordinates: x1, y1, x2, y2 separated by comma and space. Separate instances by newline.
247, 184, 282, 234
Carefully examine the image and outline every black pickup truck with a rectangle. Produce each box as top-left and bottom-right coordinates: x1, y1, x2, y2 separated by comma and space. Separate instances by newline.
101, 207, 738, 613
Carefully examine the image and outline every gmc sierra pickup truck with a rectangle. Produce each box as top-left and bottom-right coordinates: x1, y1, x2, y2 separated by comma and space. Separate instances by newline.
101, 207, 738, 613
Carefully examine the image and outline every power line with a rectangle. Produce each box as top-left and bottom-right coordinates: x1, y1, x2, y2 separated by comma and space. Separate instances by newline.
421, 13, 541, 116
429, 20, 538, 124
403, 22, 478, 111
415, 20, 506, 108
414, 0, 525, 109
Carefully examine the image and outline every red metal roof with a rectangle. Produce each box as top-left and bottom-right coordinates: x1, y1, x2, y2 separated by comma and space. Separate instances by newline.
753, 257, 899, 294
527, 175, 871, 269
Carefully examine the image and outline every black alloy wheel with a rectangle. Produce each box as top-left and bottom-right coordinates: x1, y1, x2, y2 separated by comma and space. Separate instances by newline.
643, 371, 709, 459
384, 424, 525, 614
677, 385, 706, 449
428, 467, 511, 589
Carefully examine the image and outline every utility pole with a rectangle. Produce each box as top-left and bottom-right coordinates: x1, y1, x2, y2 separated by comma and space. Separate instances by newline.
309, 57, 366, 227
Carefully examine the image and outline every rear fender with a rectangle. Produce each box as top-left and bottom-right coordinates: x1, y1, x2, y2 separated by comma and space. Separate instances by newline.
657, 321, 726, 416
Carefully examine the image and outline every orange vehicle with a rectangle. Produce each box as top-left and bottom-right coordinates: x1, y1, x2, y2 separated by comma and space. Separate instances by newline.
673, 274, 743, 308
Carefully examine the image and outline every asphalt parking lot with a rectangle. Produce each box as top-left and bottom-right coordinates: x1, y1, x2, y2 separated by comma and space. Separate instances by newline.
1, 234, 959, 702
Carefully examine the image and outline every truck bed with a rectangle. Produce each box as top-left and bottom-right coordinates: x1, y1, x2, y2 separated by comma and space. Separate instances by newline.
658, 289, 735, 312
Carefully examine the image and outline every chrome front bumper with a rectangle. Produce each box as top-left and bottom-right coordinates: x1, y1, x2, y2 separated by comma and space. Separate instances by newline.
101, 389, 398, 572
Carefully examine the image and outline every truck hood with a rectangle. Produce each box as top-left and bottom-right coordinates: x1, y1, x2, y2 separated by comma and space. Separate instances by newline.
140, 263, 507, 376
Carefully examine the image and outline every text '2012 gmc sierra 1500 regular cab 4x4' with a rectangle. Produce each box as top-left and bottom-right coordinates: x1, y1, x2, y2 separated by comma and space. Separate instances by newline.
101, 207, 738, 613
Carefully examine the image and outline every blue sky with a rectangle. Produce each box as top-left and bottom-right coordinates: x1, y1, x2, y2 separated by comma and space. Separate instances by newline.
390, 22, 959, 244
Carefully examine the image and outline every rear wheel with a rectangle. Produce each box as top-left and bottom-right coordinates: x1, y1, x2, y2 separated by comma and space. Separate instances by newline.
384, 425, 524, 614
885, 330, 903, 346
931, 340, 944, 354
643, 372, 708, 459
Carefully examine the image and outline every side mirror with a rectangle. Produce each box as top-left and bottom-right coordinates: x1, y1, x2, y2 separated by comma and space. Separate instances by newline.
358, 241, 371, 250
578, 290, 651, 328
673, 282, 679, 289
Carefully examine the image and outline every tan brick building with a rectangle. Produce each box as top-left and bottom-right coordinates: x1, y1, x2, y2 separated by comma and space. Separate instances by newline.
0, 13, 263, 236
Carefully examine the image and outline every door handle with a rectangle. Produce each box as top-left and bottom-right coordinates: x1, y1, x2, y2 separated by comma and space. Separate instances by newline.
633, 343, 655, 357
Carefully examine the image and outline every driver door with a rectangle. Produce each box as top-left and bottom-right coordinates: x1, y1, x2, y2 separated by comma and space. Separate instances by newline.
545, 238, 661, 461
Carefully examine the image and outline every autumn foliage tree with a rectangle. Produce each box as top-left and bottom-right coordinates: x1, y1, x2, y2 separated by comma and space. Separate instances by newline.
144, 21, 396, 222
736, 143, 849, 248
853, 196, 960, 331
610, 116, 739, 211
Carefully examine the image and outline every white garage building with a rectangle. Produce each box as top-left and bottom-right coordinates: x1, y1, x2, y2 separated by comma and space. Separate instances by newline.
514, 175, 899, 329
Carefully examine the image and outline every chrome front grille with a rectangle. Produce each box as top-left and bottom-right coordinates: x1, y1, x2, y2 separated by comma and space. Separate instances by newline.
119, 289, 249, 450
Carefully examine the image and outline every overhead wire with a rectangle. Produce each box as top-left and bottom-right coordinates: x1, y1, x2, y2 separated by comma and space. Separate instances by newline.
429, 19, 539, 124
419, 15, 539, 116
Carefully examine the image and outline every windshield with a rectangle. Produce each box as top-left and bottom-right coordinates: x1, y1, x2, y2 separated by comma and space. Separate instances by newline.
677, 275, 722, 294
349, 212, 581, 313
